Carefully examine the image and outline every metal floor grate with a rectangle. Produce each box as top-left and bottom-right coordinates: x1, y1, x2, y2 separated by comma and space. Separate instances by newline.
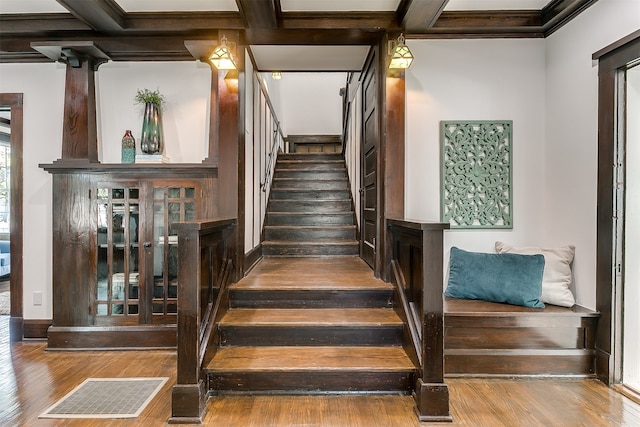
39, 377, 168, 419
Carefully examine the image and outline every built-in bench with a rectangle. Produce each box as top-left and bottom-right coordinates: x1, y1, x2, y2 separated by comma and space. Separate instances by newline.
444, 297, 600, 377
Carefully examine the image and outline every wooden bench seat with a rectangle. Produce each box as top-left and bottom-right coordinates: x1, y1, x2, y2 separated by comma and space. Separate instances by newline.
443, 297, 599, 377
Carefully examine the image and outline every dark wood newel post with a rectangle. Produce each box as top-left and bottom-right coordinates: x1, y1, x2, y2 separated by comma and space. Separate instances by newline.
170, 223, 206, 424
386, 219, 451, 422
415, 226, 451, 422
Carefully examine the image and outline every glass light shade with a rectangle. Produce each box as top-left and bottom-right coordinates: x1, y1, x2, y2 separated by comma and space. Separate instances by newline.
210, 37, 236, 70
389, 43, 414, 69
272, 71, 282, 80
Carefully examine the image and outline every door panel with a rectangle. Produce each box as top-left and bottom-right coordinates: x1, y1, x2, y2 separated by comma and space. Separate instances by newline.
361, 50, 378, 269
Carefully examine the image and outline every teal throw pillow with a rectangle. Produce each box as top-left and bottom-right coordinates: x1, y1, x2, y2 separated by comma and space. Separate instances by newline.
445, 246, 545, 308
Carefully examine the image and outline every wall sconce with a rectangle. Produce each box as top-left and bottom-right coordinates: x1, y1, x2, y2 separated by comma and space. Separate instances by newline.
271, 71, 282, 80
209, 35, 237, 70
388, 33, 414, 69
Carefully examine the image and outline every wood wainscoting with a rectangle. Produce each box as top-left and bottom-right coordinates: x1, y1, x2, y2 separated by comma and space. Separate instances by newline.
444, 297, 600, 376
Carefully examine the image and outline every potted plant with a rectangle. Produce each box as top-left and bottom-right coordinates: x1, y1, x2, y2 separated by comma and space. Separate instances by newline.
135, 88, 166, 155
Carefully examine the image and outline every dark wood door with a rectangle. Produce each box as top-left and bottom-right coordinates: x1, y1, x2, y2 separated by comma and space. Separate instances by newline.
361, 50, 379, 269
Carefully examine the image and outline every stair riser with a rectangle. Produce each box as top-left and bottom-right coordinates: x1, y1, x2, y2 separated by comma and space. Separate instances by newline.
264, 227, 356, 241
269, 190, 351, 200
269, 200, 352, 212
266, 213, 354, 226
275, 170, 346, 179
263, 243, 359, 256
276, 162, 344, 170
444, 352, 596, 376
219, 326, 403, 346
229, 290, 393, 309
271, 179, 349, 190
278, 154, 343, 161
207, 371, 414, 394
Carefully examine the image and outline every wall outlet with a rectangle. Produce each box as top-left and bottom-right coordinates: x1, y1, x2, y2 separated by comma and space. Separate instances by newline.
33, 291, 42, 306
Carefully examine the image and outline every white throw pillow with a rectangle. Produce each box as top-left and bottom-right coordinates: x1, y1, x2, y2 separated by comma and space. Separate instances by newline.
495, 241, 576, 307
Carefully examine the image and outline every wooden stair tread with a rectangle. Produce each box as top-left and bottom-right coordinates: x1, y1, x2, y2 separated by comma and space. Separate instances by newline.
266, 211, 354, 215
207, 346, 414, 372
233, 258, 389, 290
273, 178, 348, 182
231, 279, 392, 290
264, 225, 356, 229
269, 198, 352, 202
444, 297, 599, 317
263, 241, 358, 245
219, 308, 402, 326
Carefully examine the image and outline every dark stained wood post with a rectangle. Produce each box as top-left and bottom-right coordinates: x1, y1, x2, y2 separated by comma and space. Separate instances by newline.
215, 30, 245, 279
0, 93, 24, 342
170, 218, 236, 424
415, 225, 451, 422
383, 32, 406, 281
188, 32, 246, 280
170, 221, 206, 423
31, 41, 109, 163
386, 219, 451, 422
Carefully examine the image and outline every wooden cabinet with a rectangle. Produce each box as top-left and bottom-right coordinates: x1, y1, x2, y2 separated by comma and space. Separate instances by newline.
94, 180, 201, 326
40, 163, 217, 349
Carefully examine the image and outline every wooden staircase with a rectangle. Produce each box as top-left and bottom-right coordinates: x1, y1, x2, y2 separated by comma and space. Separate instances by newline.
262, 153, 359, 256
205, 257, 415, 395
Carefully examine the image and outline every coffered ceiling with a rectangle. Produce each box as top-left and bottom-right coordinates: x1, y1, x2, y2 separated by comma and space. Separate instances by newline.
0, 0, 599, 70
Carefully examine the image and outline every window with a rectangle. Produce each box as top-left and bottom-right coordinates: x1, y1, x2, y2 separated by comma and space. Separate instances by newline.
0, 108, 10, 234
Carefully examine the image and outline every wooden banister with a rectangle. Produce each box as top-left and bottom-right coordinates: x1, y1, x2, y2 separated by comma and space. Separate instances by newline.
169, 218, 236, 424
386, 218, 451, 422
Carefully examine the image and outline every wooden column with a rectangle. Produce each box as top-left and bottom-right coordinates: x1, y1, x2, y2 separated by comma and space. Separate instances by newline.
31, 42, 109, 163
215, 31, 245, 279
383, 32, 406, 281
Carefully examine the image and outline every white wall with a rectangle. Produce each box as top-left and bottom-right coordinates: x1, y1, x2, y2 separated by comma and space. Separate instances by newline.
97, 61, 210, 163
277, 72, 345, 136
405, 0, 640, 309
0, 61, 212, 319
544, 0, 640, 308
0, 62, 66, 319
405, 38, 548, 288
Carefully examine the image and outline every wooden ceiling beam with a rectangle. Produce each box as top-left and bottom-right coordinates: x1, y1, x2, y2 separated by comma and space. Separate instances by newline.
410, 10, 543, 38
0, 13, 90, 34
245, 29, 384, 46
280, 12, 397, 30
55, 0, 125, 32
542, 0, 599, 35
124, 13, 244, 31
398, 0, 450, 32
236, 0, 278, 29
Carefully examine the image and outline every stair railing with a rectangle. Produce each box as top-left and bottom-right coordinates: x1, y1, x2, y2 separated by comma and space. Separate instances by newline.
169, 218, 237, 424
260, 122, 283, 194
386, 218, 451, 422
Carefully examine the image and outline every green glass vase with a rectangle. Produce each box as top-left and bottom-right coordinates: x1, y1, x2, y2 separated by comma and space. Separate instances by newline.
140, 102, 163, 154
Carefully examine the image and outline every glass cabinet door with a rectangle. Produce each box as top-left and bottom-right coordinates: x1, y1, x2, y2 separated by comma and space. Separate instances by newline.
152, 185, 198, 320
96, 186, 140, 321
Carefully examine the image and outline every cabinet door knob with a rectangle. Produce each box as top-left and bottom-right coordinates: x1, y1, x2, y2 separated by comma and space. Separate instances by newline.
143, 242, 152, 248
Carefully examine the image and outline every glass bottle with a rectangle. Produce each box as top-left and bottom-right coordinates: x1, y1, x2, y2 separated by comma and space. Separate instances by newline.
121, 130, 136, 163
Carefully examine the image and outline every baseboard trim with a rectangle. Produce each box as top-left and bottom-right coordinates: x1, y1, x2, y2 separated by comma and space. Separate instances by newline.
244, 244, 262, 273
23, 318, 51, 339
47, 325, 176, 350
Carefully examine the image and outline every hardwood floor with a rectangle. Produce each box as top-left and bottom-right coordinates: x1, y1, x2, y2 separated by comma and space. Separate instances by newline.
1, 258, 639, 425
2, 313, 640, 426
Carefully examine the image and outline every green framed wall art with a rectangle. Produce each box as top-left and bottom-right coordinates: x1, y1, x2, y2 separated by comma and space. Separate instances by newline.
440, 120, 513, 229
